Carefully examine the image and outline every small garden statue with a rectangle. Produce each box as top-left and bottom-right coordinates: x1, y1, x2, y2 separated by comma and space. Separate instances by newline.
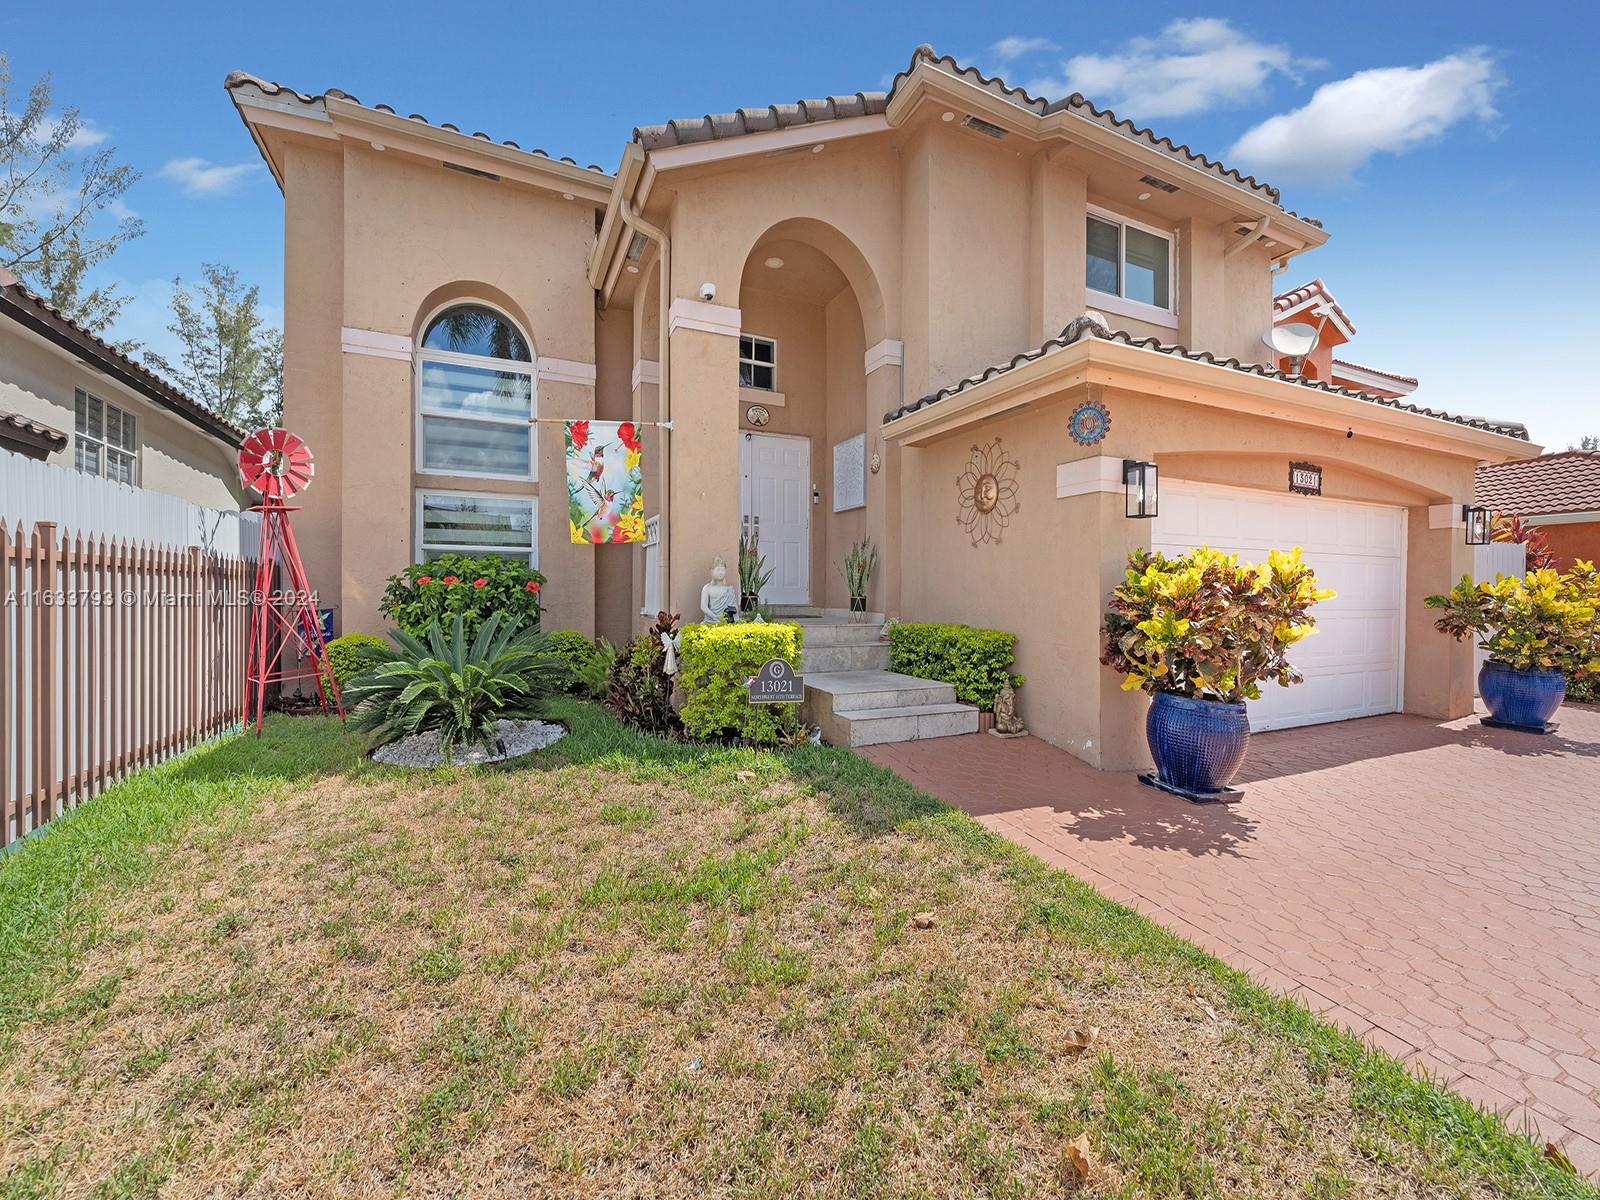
700, 555, 738, 625
990, 680, 1026, 738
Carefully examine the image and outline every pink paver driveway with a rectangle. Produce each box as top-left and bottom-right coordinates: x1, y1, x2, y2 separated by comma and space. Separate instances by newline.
864, 703, 1600, 1173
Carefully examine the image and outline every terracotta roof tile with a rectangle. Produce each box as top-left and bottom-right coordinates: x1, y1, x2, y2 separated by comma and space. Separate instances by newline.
0, 277, 244, 447
223, 72, 611, 174
0, 410, 68, 450
882, 313, 1528, 440
634, 46, 1316, 219
1273, 278, 1353, 335
1330, 357, 1417, 387
1476, 451, 1600, 517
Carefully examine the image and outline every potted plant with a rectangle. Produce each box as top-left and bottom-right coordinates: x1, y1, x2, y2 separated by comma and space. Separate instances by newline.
1425, 564, 1600, 732
737, 522, 774, 614
1102, 546, 1334, 800
841, 537, 878, 618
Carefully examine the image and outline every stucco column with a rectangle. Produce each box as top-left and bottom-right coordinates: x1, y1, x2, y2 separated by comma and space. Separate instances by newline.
1027, 155, 1088, 345
666, 300, 742, 620
1404, 504, 1479, 719
1178, 218, 1226, 351
864, 343, 904, 617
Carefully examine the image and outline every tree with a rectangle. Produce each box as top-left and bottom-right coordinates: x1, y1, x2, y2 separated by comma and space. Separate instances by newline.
1575, 435, 1598, 452
0, 52, 142, 332
144, 264, 284, 429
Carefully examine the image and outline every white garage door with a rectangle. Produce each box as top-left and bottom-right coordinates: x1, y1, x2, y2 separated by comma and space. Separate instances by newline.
1152, 481, 1404, 732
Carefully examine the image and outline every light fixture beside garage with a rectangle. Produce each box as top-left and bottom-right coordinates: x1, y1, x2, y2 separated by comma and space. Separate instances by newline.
1462, 505, 1492, 545
1123, 459, 1158, 519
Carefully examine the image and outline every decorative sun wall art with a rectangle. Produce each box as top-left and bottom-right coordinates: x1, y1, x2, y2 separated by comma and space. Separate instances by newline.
956, 439, 1020, 546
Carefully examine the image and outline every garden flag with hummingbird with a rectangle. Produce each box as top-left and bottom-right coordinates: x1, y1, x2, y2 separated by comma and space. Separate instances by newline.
565, 420, 645, 544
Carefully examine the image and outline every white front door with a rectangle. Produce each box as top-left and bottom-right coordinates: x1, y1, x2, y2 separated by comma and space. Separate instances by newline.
740, 431, 810, 606
1153, 480, 1405, 732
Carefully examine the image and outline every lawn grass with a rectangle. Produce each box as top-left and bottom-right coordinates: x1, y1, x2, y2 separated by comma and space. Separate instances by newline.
0, 698, 1592, 1198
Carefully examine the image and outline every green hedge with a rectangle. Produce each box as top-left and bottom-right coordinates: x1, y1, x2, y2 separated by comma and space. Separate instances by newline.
544, 629, 602, 693
887, 622, 1018, 711
323, 633, 386, 686
678, 622, 803, 744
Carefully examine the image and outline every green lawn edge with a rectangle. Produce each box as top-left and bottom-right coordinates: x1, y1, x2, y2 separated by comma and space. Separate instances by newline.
0, 698, 1590, 1197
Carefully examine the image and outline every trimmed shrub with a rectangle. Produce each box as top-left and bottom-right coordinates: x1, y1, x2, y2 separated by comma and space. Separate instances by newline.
545, 629, 602, 693
323, 633, 386, 686
608, 613, 681, 735
888, 622, 1018, 711
678, 621, 803, 743
379, 554, 546, 641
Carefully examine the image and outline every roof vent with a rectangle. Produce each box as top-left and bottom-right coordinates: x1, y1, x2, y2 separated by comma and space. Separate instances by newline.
1139, 174, 1179, 193
625, 232, 649, 262
960, 115, 1008, 140
442, 161, 501, 182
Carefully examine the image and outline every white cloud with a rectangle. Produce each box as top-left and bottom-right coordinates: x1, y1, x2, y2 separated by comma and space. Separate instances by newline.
158, 157, 263, 197
1029, 18, 1318, 117
36, 115, 109, 150
1229, 50, 1502, 182
990, 36, 1060, 63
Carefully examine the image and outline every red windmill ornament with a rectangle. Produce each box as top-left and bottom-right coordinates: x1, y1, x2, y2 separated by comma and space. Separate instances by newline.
240, 429, 344, 732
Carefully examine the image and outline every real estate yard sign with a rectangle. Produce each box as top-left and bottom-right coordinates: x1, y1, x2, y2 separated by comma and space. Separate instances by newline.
566, 420, 645, 544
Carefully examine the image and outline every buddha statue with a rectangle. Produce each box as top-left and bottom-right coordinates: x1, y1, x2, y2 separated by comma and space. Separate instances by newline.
991, 681, 1026, 738
699, 555, 739, 624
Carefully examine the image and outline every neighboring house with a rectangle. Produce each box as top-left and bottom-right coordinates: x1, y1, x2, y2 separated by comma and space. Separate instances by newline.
0, 267, 245, 510
1476, 451, 1600, 569
1269, 277, 1420, 398
227, 44, 1533, 769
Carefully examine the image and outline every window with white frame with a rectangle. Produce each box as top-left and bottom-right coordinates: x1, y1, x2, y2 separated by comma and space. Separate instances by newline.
74, 389, 137, 484
1086, 210, 1173, 314
417, 490, 537, 567
739, 334, 777, 391
416, 304, 535, 480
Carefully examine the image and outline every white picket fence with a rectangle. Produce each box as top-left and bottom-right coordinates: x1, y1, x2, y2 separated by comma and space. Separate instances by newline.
0, 448, 257, 556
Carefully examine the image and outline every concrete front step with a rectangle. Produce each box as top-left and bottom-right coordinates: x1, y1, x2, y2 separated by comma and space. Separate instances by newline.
793, 619, 888, 647
802, 643, 891, 673
775, 605, 887, 624
801, 669, 978, 747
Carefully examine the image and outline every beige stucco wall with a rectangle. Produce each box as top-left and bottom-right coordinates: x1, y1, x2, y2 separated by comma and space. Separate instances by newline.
0, 321, 242, 511
898, 383, 1487, 769
280, 138, 602, 637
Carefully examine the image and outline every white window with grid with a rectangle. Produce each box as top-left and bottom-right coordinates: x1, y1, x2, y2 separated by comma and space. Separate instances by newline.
74, 389, 137, 485
739, 334, 777, 391
416, 490, 537, 567
415, 304, 536, 481
1085, 206, 1177, 327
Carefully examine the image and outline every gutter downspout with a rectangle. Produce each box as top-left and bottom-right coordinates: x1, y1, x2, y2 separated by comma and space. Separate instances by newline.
618, 194, 671, 619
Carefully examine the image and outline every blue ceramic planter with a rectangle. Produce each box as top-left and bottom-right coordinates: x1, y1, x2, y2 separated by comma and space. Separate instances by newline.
1478, 660, 1565, 732
1147, 691, 1250, 796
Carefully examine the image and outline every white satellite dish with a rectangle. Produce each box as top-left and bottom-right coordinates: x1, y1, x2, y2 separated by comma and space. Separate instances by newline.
1262, 322, 1319, 359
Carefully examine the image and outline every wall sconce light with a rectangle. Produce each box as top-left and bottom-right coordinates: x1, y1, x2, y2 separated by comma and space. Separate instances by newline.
1123, 459, 1158, 519
1462, 505, 1492, 545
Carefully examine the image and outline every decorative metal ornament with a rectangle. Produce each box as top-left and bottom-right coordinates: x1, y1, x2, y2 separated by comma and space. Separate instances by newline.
870, 450, 882, 474
956, 439, 1020, 546
1068, 397, 1111, 446
745, 404, 771, 427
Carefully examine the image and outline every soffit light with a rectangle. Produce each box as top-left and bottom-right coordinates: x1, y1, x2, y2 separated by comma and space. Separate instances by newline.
1124, 459, 1159, 519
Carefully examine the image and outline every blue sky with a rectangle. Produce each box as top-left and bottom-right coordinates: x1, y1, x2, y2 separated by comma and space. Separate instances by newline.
6, 0, 1596, 448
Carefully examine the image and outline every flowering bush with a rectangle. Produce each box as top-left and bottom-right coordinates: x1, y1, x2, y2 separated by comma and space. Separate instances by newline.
1102, 546, 1334, 703
1425, 563, 1600, 677
380, 554, 545, 640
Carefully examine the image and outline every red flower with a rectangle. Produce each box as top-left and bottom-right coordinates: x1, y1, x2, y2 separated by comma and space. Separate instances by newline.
524, 580, 541, 593
569, 419, 589, 451
611, 524, 630, 543
441, 575, 459, 585
417, 575, 433, 585
618, 421, 641, 452
590, 525, 607, 545
473, 578, 488, 589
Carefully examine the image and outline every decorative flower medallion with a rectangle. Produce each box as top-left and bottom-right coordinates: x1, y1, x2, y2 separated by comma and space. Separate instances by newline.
1068, 397, 1111, 446
956, 439, 1019, 546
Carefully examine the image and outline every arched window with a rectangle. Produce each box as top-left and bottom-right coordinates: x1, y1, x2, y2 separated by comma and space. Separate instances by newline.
416, 303, 535, 480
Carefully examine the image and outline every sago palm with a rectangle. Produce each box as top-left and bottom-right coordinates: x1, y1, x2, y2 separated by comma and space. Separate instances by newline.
343, 613, 561, 755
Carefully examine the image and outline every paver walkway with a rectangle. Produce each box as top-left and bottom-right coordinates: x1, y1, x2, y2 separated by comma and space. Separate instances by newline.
864, 703, 1600, 1172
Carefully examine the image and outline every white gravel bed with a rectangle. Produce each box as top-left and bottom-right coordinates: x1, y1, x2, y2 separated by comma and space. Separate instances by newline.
371, 719, 566, 767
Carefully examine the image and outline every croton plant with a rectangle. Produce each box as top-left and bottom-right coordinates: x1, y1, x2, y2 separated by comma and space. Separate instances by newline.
1425, 563, 1600, 677
1101, 546, 1335, 704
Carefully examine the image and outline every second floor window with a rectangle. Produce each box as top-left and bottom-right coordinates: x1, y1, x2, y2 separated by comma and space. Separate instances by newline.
1087, 211, 1172, 313
739, 334, 777, 391
417, 304, 536, 480
74, 389, 137, 485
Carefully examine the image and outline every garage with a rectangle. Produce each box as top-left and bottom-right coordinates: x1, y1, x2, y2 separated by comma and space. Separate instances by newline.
1152, 480, 1405, 732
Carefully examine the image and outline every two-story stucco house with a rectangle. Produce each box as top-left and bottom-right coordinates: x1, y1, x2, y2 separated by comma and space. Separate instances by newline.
1, 267, 245, 511
226, 45, 1534, 769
